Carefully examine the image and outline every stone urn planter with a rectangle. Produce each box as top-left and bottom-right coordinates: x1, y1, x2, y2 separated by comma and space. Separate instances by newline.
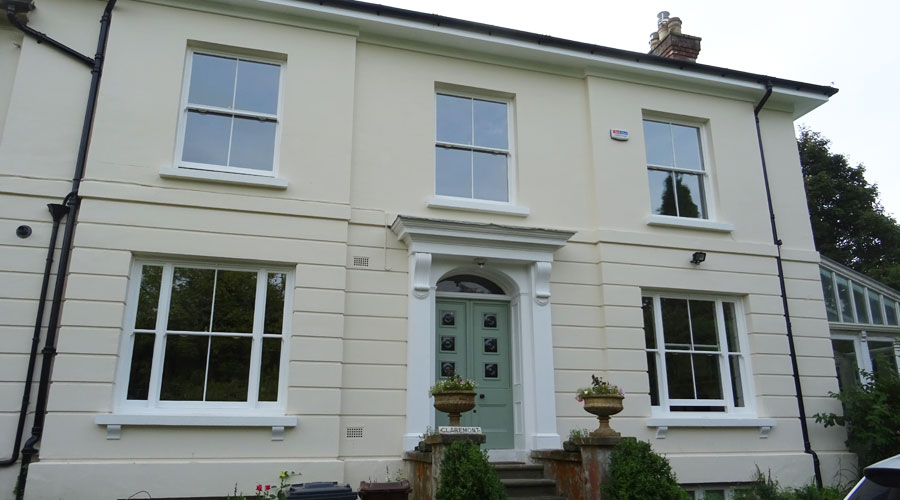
430, 374, 477, 426
581, 394, 624, 437
432, 391, 476, 426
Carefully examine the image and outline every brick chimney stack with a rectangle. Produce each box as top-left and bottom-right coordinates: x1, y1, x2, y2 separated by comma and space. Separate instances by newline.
648, 11, 701, 62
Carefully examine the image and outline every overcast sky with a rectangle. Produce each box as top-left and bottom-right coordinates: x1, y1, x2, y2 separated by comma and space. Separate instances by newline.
373, 0, 900, 218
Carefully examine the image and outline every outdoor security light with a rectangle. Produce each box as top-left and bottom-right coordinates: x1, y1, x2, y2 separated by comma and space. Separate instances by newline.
691, 251, 707, 265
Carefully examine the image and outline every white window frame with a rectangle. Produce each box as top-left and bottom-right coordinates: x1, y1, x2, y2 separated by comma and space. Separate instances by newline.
432, 90, 518, 207
173, 48, 285, 178
641, 116, 717, 222
112, 260, 293, 415
832, 331, 900, 384
644, 293, 755, 417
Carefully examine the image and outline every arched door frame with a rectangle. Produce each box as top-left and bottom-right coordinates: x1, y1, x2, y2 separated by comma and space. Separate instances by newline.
392, 216, 575, 453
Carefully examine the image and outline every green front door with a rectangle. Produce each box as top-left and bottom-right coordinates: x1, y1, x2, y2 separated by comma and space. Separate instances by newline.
435, 299, 514, 449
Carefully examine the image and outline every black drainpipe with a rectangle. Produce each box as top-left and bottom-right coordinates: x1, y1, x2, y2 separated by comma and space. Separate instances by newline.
0, 203, 67, 468
754, 81, 823, 488
5, 1, 117, 498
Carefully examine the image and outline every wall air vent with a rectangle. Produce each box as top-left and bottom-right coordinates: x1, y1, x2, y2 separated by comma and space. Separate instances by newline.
352, 256, 370, 268
346, 426, 364, 439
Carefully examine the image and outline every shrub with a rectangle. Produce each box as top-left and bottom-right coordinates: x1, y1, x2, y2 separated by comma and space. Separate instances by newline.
435, 441, 506, 500
732, 468, 845, 500
814, 369, 900, 468
602, 438, 690, 500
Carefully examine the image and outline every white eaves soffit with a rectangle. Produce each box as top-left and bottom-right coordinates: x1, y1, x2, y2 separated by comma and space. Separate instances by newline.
391, 216, 576, 263
164, 0, 836, 119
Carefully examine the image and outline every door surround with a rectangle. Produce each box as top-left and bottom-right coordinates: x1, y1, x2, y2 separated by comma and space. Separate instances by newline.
392, 215, 575, 452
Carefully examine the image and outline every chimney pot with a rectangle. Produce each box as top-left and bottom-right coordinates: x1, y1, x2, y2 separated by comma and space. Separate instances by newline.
668, 17, 682, 34
648, 12, 701, 62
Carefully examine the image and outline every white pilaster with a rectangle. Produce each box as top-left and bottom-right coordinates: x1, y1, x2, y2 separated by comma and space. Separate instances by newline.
403, 252, 434, 450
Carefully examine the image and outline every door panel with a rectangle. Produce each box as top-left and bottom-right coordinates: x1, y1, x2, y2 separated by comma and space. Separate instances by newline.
435, 299, 513, 449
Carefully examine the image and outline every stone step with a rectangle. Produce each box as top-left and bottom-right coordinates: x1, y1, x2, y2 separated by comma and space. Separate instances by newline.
501, 478, 559, 498
492, 463, 545, 480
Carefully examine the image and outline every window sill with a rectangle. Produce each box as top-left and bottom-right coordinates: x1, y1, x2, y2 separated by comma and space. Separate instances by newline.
646, 215, 734, 233
94, 413, 297, 441
160, 167, 288, 189
647, 416, 776, 439
428, 196, 530, 217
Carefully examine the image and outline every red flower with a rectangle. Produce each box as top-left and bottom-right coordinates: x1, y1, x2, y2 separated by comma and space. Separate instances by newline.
256, 485, 263, 492
265, 485, 271, 491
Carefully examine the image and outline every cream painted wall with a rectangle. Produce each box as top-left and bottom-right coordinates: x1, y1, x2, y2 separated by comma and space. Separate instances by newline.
0, 0, 854, 498
0, 24, 23, 143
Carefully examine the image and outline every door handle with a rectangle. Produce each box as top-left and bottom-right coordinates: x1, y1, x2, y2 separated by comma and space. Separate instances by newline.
479, 394, 485, 399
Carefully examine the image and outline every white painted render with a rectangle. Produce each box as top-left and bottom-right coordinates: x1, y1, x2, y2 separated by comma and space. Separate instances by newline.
0, 1, 852, 499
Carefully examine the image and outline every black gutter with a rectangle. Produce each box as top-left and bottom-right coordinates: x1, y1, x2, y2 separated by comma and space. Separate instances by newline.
308, 0, 838, 98
754, 81, 823, 488
0, 203, 67, 468
5, 1, 117, 498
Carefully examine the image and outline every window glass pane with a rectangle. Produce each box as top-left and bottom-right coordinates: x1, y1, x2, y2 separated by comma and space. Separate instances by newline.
648, 169, 677, 216
868, 341, 898, 379
647, 352, 660, 406
188, 53, 236, 108
168, 268, 215, 332
234, 60, 279, 115
642, 297, 656, 349
674, 172, 706, 219
160, 334, 208, 400
688, 300, 718, 351
211, 270, 257, 333
835, 275, 854, 322
473, 99, 507, 149
643, 120, 673, 167
831, 339, 859, 391
665, 352, 695, 399
436, 94, 472, 145
729, 355, 744, 407
135, 265, 163, 330
671, 124, 703, 171
473, 151, 508, 202
702, 490, 725, 500
885, 299, 898, 326
661, 298, 691, 348
436, 275, 504, 294
229, 117, 276, 171
853, 283, 869, 323
435, 146, 472, 198
723, 302, 740, 353
258, 338, 282, 402
205, 336, 252, 402
264, 273, 286, 335
819, 269, 838, 322
693, 353, 723, 400
182, 111, 231, 166
869, 293, 885, 325
126, 332, 155, 400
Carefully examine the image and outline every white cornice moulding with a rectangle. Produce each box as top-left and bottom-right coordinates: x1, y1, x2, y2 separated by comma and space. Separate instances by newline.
391, 215, 575, 262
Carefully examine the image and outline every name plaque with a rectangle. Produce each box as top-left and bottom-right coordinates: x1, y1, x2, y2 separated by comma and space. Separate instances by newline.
438, 426, 482, 435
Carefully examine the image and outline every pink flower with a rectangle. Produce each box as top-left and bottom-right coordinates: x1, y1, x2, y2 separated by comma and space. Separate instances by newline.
256, 485, 263, 492
265, 485, 271, 491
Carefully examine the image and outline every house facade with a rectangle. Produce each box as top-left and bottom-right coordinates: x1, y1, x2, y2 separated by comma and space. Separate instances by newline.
0, 1, 853, 499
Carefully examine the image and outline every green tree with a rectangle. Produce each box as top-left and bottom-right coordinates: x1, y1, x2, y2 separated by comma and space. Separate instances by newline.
799, 128, 900, 289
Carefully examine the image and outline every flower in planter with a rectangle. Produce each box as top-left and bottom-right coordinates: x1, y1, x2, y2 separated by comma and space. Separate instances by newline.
228, 470, 298, 500
575, 374, 624, 402
429, 374, 476, 396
